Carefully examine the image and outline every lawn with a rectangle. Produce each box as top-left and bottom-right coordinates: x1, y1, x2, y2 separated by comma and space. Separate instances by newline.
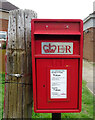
0, 73, 94, 119
0, 73, 5, 119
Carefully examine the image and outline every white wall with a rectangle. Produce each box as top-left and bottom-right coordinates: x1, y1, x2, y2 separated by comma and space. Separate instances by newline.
83, 13, 95, 31
0, 11, 9, 20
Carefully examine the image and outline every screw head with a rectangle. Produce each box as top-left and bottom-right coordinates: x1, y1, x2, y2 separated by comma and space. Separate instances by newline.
46, 25, 48, 28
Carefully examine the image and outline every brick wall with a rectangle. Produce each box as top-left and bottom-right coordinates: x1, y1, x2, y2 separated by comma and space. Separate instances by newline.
83, 27, 95, 62
0, 19, 8, 31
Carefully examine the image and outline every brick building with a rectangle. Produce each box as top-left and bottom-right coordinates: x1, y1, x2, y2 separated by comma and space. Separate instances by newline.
83, 4, 95, 62
0, 0, 18, 48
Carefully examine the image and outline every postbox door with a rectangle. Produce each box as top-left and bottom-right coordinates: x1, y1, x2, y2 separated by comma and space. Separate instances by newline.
36, 58, 79, 110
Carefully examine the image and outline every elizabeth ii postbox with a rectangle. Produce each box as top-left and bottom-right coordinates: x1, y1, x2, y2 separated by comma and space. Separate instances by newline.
31, 19, 83, 113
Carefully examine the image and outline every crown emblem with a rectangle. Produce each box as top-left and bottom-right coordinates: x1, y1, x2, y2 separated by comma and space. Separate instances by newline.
43, 44, 56, 53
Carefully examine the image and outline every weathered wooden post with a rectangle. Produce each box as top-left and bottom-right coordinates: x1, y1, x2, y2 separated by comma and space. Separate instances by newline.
3, 9, 37, 118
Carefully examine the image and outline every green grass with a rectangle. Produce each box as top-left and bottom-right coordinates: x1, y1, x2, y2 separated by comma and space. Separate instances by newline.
32, 80, 94, 119
0, 73, 5, 119
0, 73, 94, 119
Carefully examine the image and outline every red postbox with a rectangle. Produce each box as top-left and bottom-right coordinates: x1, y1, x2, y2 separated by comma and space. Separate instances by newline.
31, 19, 83, 113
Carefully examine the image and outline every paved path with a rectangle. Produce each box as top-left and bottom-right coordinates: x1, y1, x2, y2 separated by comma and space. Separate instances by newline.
82, 59, 95, 95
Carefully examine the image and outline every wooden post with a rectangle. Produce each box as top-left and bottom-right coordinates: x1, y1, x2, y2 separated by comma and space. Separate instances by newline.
3, 9, 37, 118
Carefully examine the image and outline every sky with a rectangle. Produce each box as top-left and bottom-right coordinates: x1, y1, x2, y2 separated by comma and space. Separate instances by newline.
7, 0, 95, 20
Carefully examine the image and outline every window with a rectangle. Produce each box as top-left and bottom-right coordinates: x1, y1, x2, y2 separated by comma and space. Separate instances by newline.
0, 31, 7, 41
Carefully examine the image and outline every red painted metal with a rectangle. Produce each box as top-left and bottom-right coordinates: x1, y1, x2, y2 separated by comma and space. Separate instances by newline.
31, 19, 83, 113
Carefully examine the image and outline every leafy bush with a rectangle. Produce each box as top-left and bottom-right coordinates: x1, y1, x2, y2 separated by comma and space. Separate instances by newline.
2, 42, 6, 49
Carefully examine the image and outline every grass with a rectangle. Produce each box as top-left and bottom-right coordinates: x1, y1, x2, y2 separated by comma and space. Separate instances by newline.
0, 73, 94, 119
0, 73, 5, 119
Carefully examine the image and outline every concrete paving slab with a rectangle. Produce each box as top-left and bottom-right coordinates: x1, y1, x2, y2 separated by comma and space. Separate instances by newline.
82, 59, 95, 95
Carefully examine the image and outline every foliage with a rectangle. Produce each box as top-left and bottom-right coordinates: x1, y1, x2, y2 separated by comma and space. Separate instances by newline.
2, 42, 6, 49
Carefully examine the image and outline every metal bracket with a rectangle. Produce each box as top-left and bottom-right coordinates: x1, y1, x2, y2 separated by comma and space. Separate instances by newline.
6, 73, 23, 78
